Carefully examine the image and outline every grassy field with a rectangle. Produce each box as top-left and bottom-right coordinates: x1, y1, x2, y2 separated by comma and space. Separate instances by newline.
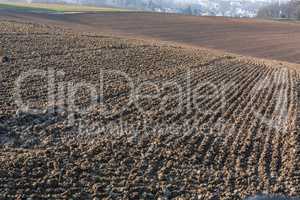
0, 2, 128, 13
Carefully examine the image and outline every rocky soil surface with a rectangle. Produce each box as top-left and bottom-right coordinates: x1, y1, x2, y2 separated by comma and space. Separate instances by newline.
0, 20, 300, 199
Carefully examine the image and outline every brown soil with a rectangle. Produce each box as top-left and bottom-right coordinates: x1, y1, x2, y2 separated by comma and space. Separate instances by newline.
0, 20, 300, 199
1, 11, 300, 64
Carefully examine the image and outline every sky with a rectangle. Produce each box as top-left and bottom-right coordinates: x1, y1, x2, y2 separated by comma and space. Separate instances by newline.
39, 0, 289, 3
3, 0, 289, 4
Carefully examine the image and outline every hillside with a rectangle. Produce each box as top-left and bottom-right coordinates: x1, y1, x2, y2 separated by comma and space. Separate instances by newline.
1, 11, 300, 64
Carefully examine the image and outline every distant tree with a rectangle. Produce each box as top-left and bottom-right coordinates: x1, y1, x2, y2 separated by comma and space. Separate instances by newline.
219, 1, 231, 16
147, 0, 156, 11
257, 0, 300, 20
187, 5, 193, 15
297, 8, 300, 19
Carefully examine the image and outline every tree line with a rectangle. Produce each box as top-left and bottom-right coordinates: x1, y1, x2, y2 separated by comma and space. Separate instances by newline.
257, 0, 300, 19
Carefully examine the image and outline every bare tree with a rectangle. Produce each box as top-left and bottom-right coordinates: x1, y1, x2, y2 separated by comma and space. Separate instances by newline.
257, 0, 300, 19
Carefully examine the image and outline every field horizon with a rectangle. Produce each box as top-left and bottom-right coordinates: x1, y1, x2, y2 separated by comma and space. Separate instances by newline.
1, 11, 300, 65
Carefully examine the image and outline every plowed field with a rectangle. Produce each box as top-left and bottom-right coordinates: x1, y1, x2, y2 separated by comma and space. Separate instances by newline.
1, 11, 300, 64
0, 20, 300, 200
